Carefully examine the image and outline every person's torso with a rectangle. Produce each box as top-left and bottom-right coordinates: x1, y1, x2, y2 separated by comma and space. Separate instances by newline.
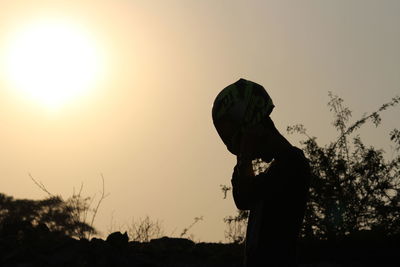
245, 146, 311, 258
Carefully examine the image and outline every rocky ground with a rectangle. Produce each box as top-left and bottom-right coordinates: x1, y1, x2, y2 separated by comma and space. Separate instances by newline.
0, 226, 243, 267
0, 225, 398, 266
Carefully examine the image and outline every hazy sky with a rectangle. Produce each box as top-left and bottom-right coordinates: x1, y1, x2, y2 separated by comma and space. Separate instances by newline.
0, 0, 399, 242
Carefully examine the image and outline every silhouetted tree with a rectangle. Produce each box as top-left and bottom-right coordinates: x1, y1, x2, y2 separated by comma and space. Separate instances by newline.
222, 93, 400, 243
0, 193, 95, 238
288, 92, 400, 240
0, 175, 108, 239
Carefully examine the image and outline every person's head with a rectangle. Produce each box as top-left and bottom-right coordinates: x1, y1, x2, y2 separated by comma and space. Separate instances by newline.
212, 78, 275, 156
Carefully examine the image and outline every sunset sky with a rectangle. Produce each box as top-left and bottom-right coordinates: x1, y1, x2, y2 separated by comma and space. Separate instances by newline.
0, 0, 399, 242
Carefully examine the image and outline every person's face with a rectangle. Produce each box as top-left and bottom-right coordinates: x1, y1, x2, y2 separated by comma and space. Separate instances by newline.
215, 118, 275, 161
214, 119, 241, 155
238, 121, 275, 162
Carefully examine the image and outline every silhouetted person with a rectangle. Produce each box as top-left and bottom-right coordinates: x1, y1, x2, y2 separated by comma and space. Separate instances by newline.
212, 79, 310, 267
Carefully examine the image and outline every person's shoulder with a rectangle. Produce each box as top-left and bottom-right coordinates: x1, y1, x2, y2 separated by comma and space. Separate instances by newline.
286, 146, 310, 168
287, 146, 306, 159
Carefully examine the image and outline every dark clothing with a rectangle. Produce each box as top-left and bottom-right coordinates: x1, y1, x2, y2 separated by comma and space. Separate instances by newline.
231, 146, 310, 267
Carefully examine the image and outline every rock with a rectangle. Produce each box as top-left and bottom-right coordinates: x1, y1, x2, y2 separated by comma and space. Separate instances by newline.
106, 231, 129, 249
150, 236, 195, 250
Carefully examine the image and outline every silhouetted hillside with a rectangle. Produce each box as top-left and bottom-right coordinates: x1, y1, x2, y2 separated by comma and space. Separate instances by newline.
0, 223, 243, 267
0, 222, 399, 266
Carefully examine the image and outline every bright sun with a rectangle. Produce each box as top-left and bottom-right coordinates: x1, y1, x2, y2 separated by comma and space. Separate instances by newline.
4, 19, 104, 111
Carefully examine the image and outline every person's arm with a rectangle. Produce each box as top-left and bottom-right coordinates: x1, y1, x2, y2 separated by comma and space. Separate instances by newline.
230, 125, 281, 210
231, 157, 253, 210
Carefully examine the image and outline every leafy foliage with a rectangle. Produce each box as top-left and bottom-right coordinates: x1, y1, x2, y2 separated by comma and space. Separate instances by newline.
222, 93, 400, 243
287, 93, 400, 240
0, 193, 95, 239
0, 175, 108, 239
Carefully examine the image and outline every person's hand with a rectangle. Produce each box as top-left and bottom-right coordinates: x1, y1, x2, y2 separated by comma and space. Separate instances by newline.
236, 155, 254, 177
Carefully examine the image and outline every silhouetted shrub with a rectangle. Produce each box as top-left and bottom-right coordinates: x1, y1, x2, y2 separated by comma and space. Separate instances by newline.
0, 175, 108, 239
288, 93, 400, 240
222, 93, 400, 243
126, 216, 164, 242
0, 193, 95, 239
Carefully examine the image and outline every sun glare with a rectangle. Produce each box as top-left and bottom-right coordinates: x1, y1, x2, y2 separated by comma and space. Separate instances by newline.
4, 19, 104, 111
